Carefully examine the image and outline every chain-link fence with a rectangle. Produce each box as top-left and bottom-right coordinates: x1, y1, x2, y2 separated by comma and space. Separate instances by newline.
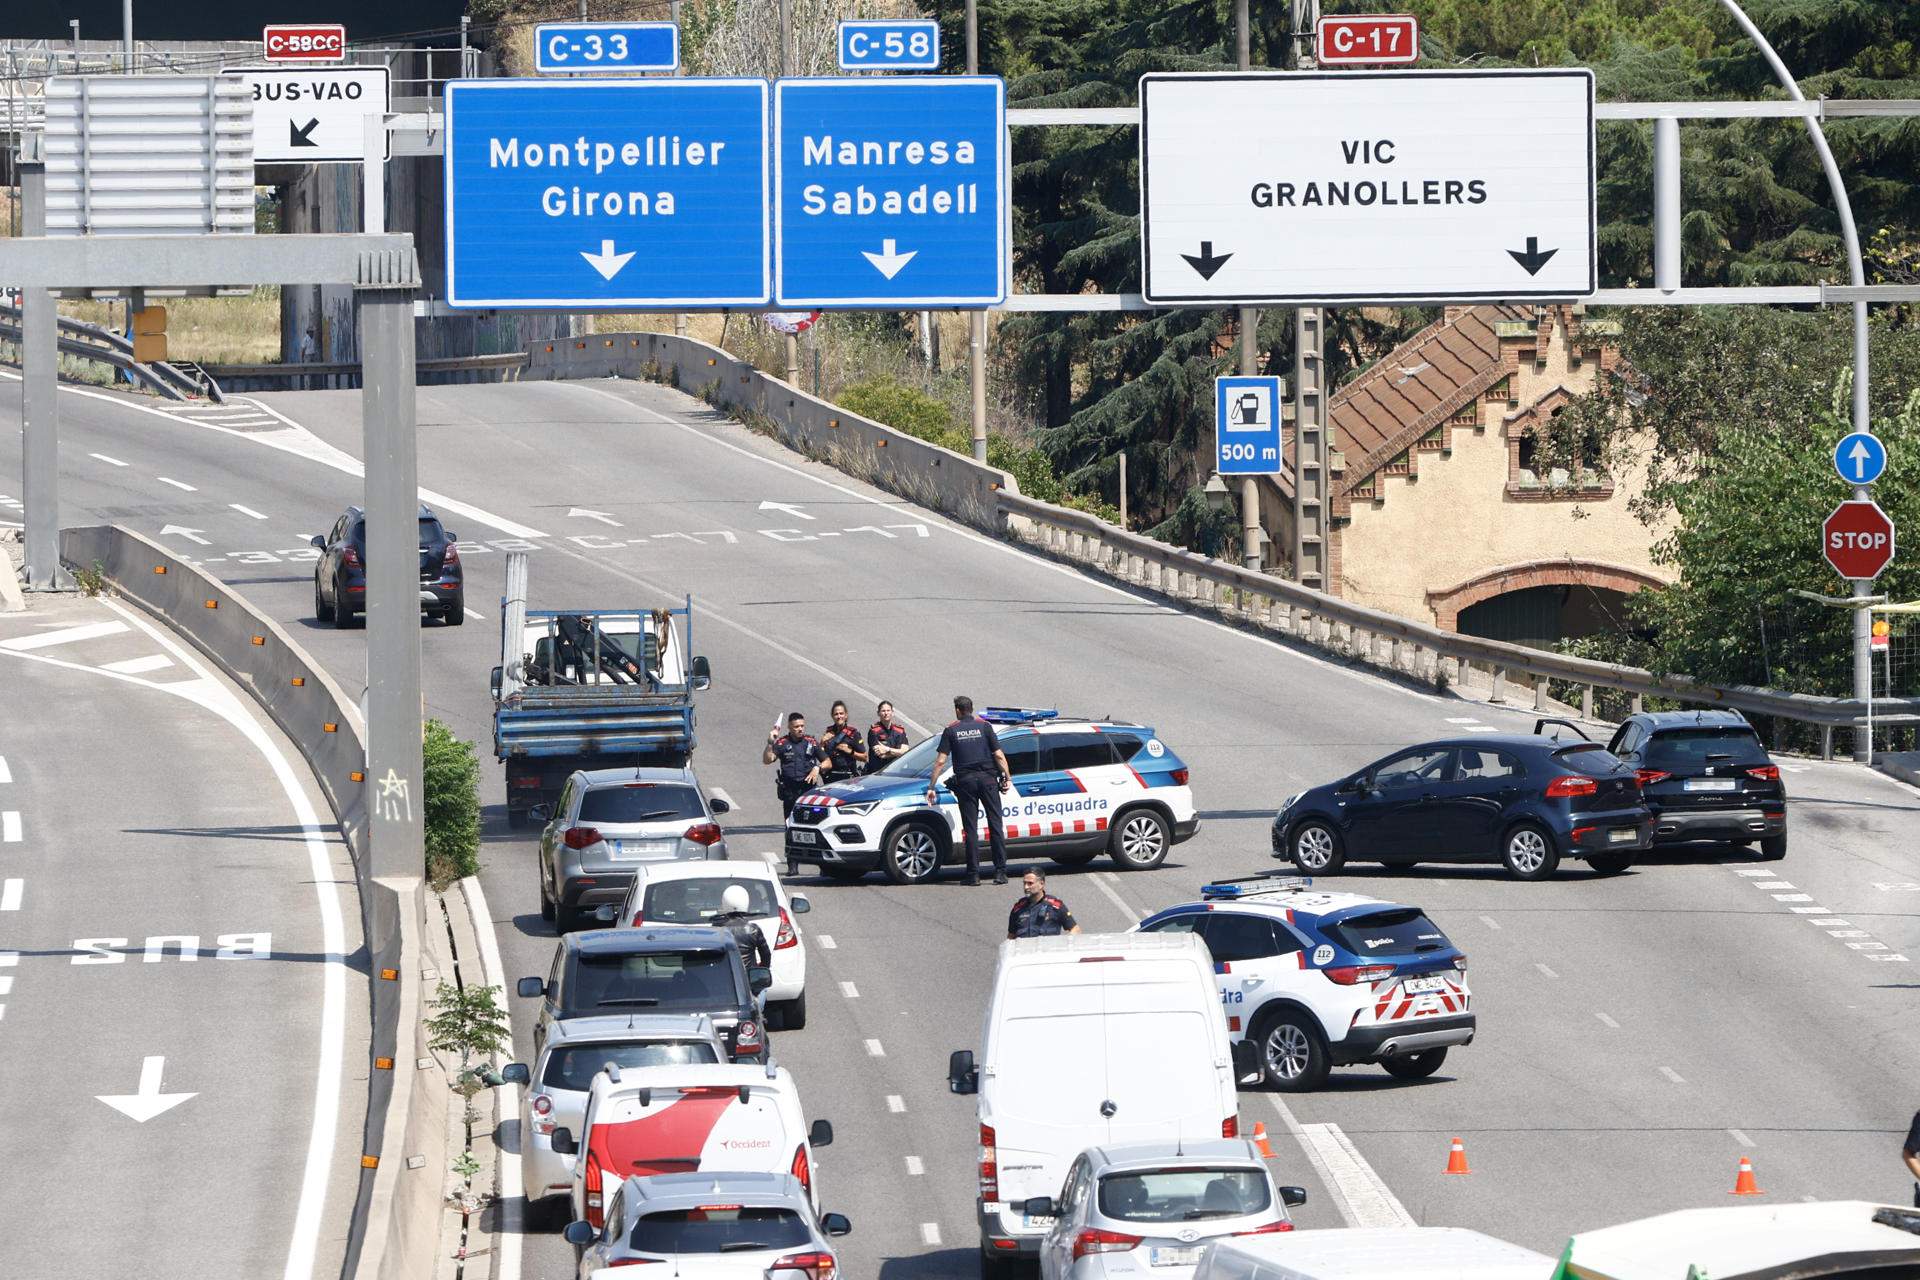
1868, 605, 1920, 755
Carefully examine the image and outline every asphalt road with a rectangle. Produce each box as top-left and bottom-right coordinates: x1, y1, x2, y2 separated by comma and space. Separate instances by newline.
5, 370, 1918, 1276
0, 587, 366, 1280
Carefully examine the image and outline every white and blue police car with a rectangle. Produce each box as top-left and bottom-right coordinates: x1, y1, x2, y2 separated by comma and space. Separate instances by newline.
783, 708, 1198, 885
1133, 873, 1474, 1091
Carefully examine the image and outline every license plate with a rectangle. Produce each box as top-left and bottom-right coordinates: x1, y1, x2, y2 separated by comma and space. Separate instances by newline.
1151, 1247, 1204, 1266
1401, 975, 1445, 993
1685, 778, 1738, 791
1023, 1214, 1055, 1229
609, 840, 671, 859
789, 830, 818, 845
1608, 827, 1638, 843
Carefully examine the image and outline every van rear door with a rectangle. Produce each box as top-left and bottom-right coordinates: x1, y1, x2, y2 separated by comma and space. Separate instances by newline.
986, 974, 1112, 1220
1098, 957, 1231, 1146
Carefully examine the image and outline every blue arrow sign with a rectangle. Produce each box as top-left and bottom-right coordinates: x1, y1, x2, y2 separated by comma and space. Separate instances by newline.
444, 79, 769, 309
1833, 431, 1888, 486
534, 23, 679, 74
774, 77, 1006, 308
1216, 376, 1283, 475
837, 20, 941, 71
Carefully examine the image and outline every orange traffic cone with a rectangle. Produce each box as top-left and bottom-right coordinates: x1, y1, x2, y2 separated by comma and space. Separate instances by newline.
1444, 1137, 1471, 1175
1251, 1122, 1275, 1159
1730, 1156, 1763, 1196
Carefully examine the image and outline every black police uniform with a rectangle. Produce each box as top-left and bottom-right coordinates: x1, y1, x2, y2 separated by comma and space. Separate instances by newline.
938, 715, 1009, 879
770, 732, 827, 817
821, 722, 865, 783
1907, 1109, 1920, 1207
866, 720, 909, 774
1008, 894, 1078, 939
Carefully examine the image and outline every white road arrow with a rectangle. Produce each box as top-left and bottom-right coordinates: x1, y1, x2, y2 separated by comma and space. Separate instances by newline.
567, 507, 624, 528
580, 239, 637, 282
758, 501, 814, 521
860, 239, 917, 280
96, 1055, 196, 1122
160, 525, 211, 546
1848, 439, 1874, 480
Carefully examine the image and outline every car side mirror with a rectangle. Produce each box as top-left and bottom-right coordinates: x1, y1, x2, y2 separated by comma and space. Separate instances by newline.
309, 534, 326, 550
948, 1049, 978, 1095
808, 1119, 833, 1148
561, 1219, 594, 1246
789, 894, 810, 914
549, 1127, 576, 1156
748, 966, 772, 994
690, 654, 712, 691
500, 1062, 530, 1086
1022, 1197, 1056, 1218
517, 977, 545, 999
1280, 1186, 1308, 1208
821, 1212, 852, 1237
593, 904, 618, 924
529, 805, 551, 824
446, 530, 459, 543
490, 666, 503, 700
706, 790, 733, 815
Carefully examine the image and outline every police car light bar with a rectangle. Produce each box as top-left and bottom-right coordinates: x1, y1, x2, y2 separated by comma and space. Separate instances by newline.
1201, 873, 1314, 899
979, 707, 1060, 724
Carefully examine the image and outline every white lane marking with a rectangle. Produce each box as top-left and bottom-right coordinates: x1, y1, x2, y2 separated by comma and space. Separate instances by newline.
1828, 930, 1871, 939
1811, 918, 1851, 927
1659, 1066, 1686, 1084
1846, 941, 1889, 951
461, 874, 522, 1280
101, 654, 175, 675
0, 620, 130, 651
905, 1156, 924, 1176
759, 850, 780, 865
0, 757, 8, 783
0, 879, 19, 911
839, 981, 859, 999
920, 1224, 941, 1246
1, 812, 17, 842
1788, 906, 1830, 914
1867, 953, 1910, 962
1479, 915, 1501, 931
864, 1038, 885, 1057
1734, 868, 1779, 878
0, 952, 15, 965
1751, 881, 1794, 890
1595, 1010, 1621, 1029
1090, 871, 1145, 922
817, 934, 836, 950
1535, 962, 1559, 979
465, 608, 485, 620
89, 452, 129, 467
0, 976, 12, 995
1444, 717, 1482, 724
230, 504, 269, 521
887, 1095, 905, 1113
1772, 893, 1814, 902
1295, 1121, 1417, 1229
157, 477, 198, 492
1463, 725, 1499, 732
1728, 1128, 1755, 1148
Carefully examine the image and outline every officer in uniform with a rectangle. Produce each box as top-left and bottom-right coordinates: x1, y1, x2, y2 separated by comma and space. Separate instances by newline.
926, 695, 1013, 886
1007, 869, 1082, 939
710, 884, 772, 972
820, 700, 866, 783
866, 700, 910, 775
764, 712, 827, 876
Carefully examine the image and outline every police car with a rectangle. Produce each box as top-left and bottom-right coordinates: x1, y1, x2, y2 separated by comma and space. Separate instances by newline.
784, 708, 1198, 885
1133, 874, 1473, 1091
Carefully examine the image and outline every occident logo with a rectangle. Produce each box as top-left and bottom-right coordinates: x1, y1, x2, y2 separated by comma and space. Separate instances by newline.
718, 1137, 774, 1150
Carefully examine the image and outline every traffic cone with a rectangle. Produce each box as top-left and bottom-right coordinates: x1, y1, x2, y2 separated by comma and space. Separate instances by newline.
1730, 1155, 1763, 1196
1444, 1137, 1471, 1175
1251, 1122, 1275, 1159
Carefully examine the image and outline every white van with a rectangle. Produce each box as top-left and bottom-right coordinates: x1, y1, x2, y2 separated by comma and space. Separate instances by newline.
1193, 1227, 1556, 1280
948, 932, 1240, 1272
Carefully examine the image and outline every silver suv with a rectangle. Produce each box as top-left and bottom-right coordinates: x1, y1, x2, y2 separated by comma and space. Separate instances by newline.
563, 1170, 850, 1276
537, 765, 734, 932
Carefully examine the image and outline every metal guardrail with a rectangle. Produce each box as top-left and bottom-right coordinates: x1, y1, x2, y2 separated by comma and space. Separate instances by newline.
0, 302, 215, 401
201, 351, 526, 392
997, 491, 1920, 757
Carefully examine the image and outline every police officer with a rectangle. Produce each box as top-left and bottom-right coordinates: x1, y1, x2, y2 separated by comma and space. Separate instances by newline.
1007, 870, 1082, 939
926, 695, 1012, 886
820, 700, 866, 782
710, 884, 772, 971
866, 699, 910, 775
764, 712, 827, 875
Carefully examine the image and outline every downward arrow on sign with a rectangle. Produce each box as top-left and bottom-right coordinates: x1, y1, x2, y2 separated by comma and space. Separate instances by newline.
97, 1056, 196, 1123
861, 239, 918, 280
581, 240, 637, 282
1507, 236, 1559, 276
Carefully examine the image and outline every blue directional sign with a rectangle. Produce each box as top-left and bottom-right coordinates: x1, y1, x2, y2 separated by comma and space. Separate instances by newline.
534, 23, 679, 74
774, 77, 1006, 308
1834, 431, 1888, 486
837, 20, 941, 71
1216, 376, 1283, 475
444, 79, 769, 309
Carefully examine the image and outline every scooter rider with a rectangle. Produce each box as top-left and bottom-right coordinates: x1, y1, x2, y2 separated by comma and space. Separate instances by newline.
709, 884, 771, 971
926, 695, 1012, 886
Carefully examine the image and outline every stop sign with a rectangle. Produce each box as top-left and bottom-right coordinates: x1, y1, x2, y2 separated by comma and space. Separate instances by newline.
1823, 499, 1896, 579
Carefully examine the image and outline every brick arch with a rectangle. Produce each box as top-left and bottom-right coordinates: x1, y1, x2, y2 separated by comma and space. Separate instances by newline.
1425, 559, 1666, 631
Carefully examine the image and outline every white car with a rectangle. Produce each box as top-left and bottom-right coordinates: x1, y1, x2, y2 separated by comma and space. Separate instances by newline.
604, 860, 811, 1030
499, 1013, 728, 1222
567, 1171, 851, 1278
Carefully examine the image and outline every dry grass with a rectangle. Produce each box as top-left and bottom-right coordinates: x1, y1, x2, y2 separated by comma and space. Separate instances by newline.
58, 289, 284, 365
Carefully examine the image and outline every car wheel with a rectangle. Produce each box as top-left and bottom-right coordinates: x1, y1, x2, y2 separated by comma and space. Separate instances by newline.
507, 807, 530, 831
1381, 1047, 1448, 1081
444, 594, 466, 626
1500, 823, 1560, 881
980, 1244, 1021, 1280
1254, 1008, 1330, 1091
555, 903, 588, 933
1049, 849, 1099, 867
881, 821, 944, 885
315, 577, 333, 623
538, 876, 555, 923
1759, 832, 1787, 861
332, 576, 354, 629
1586, 853, 1633, 875
1109, 807, 1171, 870
774, 990, 808, 1031
820, 864, 867, 883
1291, 820, 1346, 874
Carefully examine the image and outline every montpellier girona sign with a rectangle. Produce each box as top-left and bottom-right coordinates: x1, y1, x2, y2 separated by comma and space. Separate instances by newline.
1823, 499, 1896, 580
262, 24, 347, 63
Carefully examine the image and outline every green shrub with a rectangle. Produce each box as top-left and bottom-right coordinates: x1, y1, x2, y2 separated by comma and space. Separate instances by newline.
423, 719, 481, 889
838, 378, 960, 445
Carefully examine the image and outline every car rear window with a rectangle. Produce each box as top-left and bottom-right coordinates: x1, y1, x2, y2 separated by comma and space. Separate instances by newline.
628, 1206, 813, 1254
567, 949, 739, 1013
579, 784, 706, 825
419, 517, 445, 544
1098, 1167, 1271, 1223
1325, 909, 1452, 956
1553, 743, 1628, 777
541, 1040, 719, 1090
644, 878, 778, 924
1644, 728, 1768, 769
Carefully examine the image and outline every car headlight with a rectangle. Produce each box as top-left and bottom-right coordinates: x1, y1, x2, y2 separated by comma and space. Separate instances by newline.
1277, 793, 1301, 814
837, 801, 880, 816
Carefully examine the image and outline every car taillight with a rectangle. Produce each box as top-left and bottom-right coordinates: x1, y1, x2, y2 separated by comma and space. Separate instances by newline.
630, 911, 645, 927
1171, 768, 1190, 786
682, 822, 724, 846
774, 908, 798, 950
442, 542, 460, 567
607, 1259, 660, 1266
1325, 964, 1395, 986
562, 826, 602, 850
791, 1143, 811, 1192
1234, 1221, 1295, 1236
1072, 1228, 1143, 1260
1635, 769, 1671, 787
530, 1093, 554, 1136
733, 1020, 762, 1057
771, 1252, 837, 1280
978, 1124, 998, 1198
341, 546, 361, 568
1222, 1115, 1238, 1138
1545, 775, 1597, 798
583, 1149, 605, 1227
1746, 765, 1781, 782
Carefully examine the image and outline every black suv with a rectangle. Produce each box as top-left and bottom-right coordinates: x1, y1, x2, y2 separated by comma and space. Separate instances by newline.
311, 502, 464, 628
518, 927, 772, 1063
1606, 710, 1787, 859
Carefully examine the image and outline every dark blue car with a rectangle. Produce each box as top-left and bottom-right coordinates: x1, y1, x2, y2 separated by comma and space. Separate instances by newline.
1269, 733, 1650, 880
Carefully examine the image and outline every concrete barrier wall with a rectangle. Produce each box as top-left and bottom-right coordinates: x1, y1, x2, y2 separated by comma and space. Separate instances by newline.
524, 331, 1018, 532
58, 525, 438, 1280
